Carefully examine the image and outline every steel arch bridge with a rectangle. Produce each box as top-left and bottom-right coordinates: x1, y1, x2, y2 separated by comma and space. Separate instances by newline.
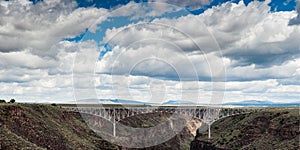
63, 106, 259, 138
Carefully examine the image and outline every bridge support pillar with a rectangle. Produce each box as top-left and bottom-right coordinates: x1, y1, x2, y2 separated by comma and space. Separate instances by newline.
113, 108, 116, 137
208, 124, 211, 139
113, 123, 116, 137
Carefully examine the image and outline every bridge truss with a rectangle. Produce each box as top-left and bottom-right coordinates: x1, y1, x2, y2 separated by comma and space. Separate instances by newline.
63, 106, 259, 138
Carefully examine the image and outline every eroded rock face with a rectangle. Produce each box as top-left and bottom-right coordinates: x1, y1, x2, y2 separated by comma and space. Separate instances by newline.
186, 119, 202, 136
113, 115, 202, 150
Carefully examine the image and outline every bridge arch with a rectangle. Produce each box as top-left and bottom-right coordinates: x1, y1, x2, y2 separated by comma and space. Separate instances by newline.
63, 106, 257, 138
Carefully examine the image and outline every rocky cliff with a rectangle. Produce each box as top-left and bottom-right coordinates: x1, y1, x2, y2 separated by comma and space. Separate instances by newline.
0, 104, 298, 150
0, 104, 200, 150
0, 104, 118, 149
195, 107, 299, 150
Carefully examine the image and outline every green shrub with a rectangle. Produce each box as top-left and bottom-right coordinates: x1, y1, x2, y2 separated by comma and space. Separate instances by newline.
280, 118, 285, 124
260, 127, 266, 133
0, 99, 6, 103
238, 134, 242, 138
219, 141, 224, 145
238, 115, 245, 120
10, 99, 16, 103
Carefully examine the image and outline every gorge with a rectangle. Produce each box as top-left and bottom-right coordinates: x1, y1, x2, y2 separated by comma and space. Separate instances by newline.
0, 104, 299, 149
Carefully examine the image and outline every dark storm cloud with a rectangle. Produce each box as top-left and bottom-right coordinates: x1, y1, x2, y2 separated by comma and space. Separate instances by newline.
223, 28, 300, 68
226, 51, 300, 68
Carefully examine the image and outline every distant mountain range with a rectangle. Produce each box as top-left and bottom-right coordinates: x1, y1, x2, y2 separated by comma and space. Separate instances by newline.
100, 99, 196, 105
74, 99, 152, 105
224, 100, 299, 107
69, 99, 150, 105
107, 99, 153, 105
162, 100, 196, 105
103, 99, 197, 105
74, 99, 299, 107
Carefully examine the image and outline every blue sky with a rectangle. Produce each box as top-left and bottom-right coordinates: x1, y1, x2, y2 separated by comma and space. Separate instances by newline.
68, 0, 297, 42
0, 0, 299, 104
